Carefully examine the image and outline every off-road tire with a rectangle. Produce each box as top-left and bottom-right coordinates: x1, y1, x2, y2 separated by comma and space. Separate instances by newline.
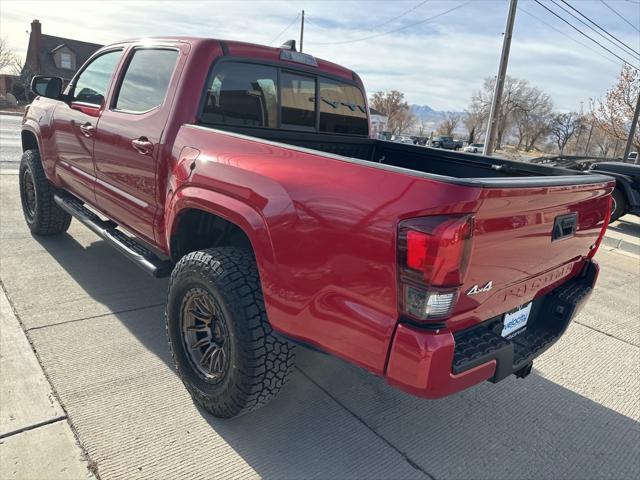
166, 247, 296, 418
610, 188, 627, 223
19, 149, 71, 235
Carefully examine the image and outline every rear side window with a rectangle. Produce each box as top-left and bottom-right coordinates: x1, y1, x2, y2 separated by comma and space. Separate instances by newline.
319, 79, 368, 135
202, 63, 278, 128
73, 50, 122, 105
115, 49, 179, 112
281, 72, 316, 131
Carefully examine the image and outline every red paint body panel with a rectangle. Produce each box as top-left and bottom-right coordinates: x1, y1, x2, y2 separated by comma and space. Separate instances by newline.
22, 36, 614, 398
386, 324, 497, 398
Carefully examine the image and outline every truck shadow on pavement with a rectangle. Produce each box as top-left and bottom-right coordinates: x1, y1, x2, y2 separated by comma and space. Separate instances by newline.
28, 233, 640, 480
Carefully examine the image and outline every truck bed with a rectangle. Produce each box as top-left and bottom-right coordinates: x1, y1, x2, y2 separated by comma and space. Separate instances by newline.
206, 126, 609, 187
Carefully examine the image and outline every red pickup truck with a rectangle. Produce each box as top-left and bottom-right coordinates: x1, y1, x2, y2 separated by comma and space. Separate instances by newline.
20, 37, 613, 418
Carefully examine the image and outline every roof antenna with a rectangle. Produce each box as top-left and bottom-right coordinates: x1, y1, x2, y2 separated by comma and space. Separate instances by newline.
280, 40, 296, 51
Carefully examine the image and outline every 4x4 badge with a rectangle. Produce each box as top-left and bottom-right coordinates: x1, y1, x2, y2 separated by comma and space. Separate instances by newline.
467, 281, 493, 296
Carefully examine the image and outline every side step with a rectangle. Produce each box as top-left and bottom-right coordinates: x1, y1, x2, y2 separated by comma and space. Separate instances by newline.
54, 193, 173, 278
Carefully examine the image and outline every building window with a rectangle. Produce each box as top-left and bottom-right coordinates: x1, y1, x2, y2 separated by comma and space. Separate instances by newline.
60, 52, 72, 69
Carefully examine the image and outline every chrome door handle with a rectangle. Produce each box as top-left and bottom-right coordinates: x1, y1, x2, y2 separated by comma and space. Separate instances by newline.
79, 122, 95, 137
131, 137, 154, 155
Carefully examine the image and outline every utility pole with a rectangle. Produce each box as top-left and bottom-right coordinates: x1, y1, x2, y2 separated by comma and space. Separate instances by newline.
623, 93, 640, 162
483, 0, 518, 156
299, 10, 305, 53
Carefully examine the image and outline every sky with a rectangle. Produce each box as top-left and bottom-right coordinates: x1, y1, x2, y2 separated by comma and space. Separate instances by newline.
1, 0, 638, 111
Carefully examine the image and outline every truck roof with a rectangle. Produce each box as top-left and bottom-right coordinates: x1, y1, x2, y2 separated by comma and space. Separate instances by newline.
107, 36, 358, 82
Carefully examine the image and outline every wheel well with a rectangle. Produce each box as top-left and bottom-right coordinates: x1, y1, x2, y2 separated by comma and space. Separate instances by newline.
21, 131, 39, 152
170, 209, 252, 261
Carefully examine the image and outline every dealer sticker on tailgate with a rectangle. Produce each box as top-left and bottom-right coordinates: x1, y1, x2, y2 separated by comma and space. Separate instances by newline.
501, 302, 532, 338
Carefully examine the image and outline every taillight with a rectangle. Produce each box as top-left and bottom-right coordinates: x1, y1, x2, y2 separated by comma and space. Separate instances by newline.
398, 215, 474, 322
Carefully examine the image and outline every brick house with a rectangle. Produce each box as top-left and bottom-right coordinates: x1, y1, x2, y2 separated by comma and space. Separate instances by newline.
23, 19, 103, 86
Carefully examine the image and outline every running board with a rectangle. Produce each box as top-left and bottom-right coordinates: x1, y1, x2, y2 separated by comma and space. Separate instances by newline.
53, 193, 173, 278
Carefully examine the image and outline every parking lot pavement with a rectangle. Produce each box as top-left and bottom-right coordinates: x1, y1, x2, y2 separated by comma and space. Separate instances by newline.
1, 170, 639, 479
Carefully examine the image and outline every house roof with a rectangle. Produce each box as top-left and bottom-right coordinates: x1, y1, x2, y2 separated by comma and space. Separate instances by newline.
369, 108, 386, 117
36, 34, 102, 78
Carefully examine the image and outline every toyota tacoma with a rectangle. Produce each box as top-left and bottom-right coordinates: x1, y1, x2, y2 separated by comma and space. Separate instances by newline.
20, 37, 613, 418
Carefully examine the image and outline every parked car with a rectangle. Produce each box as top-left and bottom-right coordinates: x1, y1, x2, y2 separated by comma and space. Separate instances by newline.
464, 143, 484, 153
628, 151, 638, 163
589, 162, 640, 222
430, 135, 458, 150
391, 135, 414, 145
21, 37, 613, 418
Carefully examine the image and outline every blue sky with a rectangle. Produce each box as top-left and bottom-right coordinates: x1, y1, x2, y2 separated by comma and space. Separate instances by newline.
1, 0, 638, 111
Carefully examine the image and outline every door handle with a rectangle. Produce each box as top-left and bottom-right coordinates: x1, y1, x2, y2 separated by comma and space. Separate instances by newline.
79, 122, 95, 137
131, 137, 154, 155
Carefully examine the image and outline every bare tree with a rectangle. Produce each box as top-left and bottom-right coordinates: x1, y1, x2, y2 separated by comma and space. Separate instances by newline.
591, 125, 617, 158
413, 117, 429, 137
436, 112, 461, 136
12, 60, 34, 102
369, 90, 415, 136
593, 64, 640, 154
463, 107, 484, 144
0, 38, 18, 72
549, 112, 582, 155
512, 87, 553, 151
470, 76, 535, 149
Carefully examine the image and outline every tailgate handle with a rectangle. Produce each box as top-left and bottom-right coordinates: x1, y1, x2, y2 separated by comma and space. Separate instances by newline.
552, 213, 578, 241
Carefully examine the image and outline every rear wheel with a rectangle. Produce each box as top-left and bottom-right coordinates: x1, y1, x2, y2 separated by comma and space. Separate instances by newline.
610, 188, 627, 223
166, 247, 296, 418
19, 149, 71, 235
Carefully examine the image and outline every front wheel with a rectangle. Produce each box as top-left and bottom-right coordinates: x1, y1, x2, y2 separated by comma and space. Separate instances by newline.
166, 247, 296, 418
19, 149, 71, 235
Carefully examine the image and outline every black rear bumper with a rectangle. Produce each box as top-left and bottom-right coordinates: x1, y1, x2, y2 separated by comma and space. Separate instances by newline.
452, 260, 598, 382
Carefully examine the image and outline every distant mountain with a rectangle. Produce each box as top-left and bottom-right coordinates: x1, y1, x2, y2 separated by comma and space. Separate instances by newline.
410, 104, 465, 123
409, 104, 467, 136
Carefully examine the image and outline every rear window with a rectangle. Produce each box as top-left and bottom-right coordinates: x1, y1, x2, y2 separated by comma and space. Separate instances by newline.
201, 61, 368, 136
281, 72, 316, 131
319, 78, 368, 134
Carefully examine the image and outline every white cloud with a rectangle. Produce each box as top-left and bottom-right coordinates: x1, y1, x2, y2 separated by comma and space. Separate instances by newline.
1, 0, 637, 111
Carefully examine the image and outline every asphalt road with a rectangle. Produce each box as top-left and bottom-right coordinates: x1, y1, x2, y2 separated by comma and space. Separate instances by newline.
0, 113, 639, 479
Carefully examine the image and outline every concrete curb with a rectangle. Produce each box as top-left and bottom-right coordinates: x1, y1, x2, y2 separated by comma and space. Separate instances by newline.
0, 111, 24, 117
601, 235, 640, 256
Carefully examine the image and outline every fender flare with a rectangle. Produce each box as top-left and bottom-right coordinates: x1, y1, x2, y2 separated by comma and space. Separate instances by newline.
20, 122, 43, 154
601, 173, 637, 208
165, 184, 278, 286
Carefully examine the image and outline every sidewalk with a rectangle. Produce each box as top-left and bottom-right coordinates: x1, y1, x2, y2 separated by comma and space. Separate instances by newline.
0, 288, 93, 480
602, 214, 640, 256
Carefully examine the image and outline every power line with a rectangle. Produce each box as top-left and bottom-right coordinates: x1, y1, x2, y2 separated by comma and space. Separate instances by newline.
533, 0, 639, 69
554, 0, 639, 57
600, 0, 640, 33
360, 0, 430, 31
519, 6, 623, 68
268, 13, 300, 45
304, 1, 431, 36
313, 1, 473, 46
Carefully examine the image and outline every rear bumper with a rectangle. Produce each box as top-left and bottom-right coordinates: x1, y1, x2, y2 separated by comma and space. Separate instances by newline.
385, 259, 599, 399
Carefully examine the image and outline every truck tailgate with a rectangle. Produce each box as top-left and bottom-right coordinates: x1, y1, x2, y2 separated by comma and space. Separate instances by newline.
450, 180, 613, 330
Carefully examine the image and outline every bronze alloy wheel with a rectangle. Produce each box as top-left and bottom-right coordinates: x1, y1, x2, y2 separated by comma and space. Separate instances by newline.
180, 287, 230, 383
22, 168, 37, 221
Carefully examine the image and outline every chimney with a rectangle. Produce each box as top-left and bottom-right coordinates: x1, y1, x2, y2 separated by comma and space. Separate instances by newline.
27, 19, 42, 73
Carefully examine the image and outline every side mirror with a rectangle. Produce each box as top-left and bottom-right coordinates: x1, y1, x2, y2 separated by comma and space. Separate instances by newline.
31, 76, 63, 99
